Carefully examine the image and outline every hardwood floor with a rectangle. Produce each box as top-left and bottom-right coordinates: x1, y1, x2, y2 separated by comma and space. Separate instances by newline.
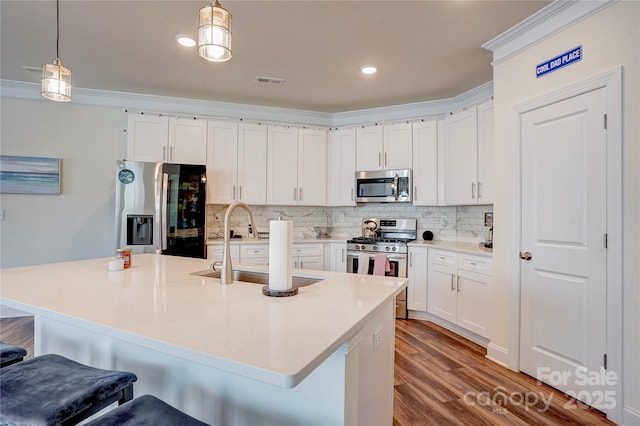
393, 319, 614, 426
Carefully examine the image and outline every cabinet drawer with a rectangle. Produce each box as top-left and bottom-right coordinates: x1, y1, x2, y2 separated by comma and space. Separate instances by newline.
460, 254, 492, 275
207, 244, 240, 260
241, 244, 269, 258
292, 244, 324, 257
429, 250, 456, 267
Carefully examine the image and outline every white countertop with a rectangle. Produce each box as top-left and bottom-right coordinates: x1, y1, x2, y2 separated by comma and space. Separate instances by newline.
408, 240, 493, 256
206, 237, 347, 244
0, 254, 406, 388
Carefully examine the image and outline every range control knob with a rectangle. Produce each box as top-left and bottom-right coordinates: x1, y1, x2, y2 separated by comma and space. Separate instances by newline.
385, 246, 390, 251
373, 246, 378, 251
392, 247, 397, 252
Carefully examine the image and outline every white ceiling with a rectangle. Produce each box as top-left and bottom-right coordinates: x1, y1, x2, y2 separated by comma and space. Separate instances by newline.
0, 1, 550, 113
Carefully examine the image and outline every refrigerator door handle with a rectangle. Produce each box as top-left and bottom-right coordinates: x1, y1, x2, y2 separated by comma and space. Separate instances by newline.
161, 172, 169, 251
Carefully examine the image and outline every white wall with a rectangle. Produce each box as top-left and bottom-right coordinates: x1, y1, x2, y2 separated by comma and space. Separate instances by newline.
0, 98, 127, 267
490, 2, 639, 423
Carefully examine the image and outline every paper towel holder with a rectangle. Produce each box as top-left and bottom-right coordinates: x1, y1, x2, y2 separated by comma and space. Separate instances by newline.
262, 286, 298, 297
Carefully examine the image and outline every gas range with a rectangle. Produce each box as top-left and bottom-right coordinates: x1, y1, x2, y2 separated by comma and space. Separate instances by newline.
346, 237, 414, 254
346, 218, 417, 254
346, 218, 417, 320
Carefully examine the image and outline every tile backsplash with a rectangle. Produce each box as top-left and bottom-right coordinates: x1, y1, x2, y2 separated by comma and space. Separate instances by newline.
206, 204, 493, 243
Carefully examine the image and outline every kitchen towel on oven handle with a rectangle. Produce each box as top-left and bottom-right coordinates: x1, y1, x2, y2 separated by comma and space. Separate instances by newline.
373, 254, 390, 276
357, 254, 370, 274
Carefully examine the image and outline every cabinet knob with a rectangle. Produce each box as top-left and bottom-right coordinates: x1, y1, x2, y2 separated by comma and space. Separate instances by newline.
519, 251, 532, 261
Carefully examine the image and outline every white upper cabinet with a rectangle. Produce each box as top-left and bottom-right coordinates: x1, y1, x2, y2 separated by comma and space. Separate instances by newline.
411, 120, 439, 206
127, 115, 168, 162
127, 114, 207, 165
356, 122, 412, 171
206, 121, 267, 205
476, 100, 494, 204
327, 128, 356, 206
168, 117, 208, 164
237, 123, 268, 205
297, 128, 328, 206
383, 122, 413, 169
267, 126, 327, 206
441, 100, 493, 205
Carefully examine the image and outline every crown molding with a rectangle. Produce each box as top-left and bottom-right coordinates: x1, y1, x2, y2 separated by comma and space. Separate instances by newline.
482, 0, 617, 65
1, 79, 493, 127
0, 80, 333, 127
328, 81, 494, 127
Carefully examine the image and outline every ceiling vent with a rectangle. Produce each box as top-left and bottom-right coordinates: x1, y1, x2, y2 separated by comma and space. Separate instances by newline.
255, 76, 285, 85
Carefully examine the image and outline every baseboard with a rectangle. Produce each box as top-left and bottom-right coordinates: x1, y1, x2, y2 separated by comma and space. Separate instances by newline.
624, 406, 640, 426
486, 342, 510, 369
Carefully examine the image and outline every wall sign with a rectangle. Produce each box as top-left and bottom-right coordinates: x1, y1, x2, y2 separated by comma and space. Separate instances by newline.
536, 46, 582, 78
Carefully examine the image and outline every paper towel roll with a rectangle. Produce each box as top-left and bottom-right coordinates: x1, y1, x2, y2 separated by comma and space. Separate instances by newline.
268, 220, 293, 291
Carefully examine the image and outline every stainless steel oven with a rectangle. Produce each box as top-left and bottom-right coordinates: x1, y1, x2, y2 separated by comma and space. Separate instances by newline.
346, 218, 417, 319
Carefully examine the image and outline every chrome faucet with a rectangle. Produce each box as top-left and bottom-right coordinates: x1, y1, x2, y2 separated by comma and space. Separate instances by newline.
216, 201, 258, 284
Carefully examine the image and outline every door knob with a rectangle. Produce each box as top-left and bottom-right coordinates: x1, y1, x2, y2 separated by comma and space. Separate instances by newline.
519, 251, 532, 261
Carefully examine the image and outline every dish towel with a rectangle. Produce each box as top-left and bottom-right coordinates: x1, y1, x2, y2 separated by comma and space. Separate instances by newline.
357, 254, 370, 274
373, 254, 391, 276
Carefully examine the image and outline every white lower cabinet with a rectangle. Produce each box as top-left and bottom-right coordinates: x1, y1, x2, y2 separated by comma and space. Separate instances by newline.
292, 243, 324, 270
207, 242, 325, 270
407, 247, 428, 312
241, 243, 270, 265
207, 244, 240, 262
325, 242, 347, 272
427, 249, 491, 338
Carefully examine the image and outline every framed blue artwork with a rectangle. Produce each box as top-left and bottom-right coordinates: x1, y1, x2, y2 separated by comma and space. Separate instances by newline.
0, 155, 61, 195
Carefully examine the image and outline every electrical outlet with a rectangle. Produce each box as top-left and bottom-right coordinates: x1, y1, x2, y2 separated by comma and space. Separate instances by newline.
373, 327, 383, 352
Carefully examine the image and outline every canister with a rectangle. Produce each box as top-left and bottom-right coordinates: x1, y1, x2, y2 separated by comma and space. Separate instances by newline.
115, 248, 131, 269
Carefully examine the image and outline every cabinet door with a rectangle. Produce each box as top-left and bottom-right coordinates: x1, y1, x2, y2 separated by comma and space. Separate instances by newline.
411, 120, 438, 206
427, 263, 458, 323
127, 114, 168, 162
327, 129, 356, 206
383, 122, 413, 169
476, 100, 494, 204
238, 123, 268, 205
267, 126, 299, 205
206, 120, 239, 204
407, 247, 428, 312
298, 129, 327, 206
356, 125, 383, 171
326, 243, 347, 272
168, 117, 207, 165
442, 107, 478, 205
457, 269, 490, 338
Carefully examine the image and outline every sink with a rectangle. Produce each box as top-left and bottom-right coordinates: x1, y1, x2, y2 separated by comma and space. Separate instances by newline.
191, 269, 323, 288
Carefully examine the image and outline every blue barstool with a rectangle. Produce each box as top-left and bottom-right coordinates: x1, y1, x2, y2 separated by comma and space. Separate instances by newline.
0, 341, 27, 368
0, 353, 137, 425
85, 395, 208, 426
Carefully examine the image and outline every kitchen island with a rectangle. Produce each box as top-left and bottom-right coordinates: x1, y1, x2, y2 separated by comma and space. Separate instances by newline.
0, 254, 407, 425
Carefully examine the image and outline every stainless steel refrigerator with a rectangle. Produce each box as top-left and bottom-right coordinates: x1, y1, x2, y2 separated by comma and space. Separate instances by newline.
115, 160, 207, 258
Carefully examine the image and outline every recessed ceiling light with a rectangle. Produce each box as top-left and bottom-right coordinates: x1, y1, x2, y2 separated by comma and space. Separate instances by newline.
175, 34, 196, 47
361, 65, 377, 75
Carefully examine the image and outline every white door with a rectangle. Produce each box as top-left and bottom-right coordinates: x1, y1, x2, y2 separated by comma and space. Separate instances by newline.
442, 107, 478, 205
206, 120, 238, 204
520, 88, 609, 408
297, 128, 327, 206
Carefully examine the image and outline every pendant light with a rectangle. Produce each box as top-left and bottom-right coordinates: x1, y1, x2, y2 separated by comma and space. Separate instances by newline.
197, 0, 232, 62
41, 0, 72, 102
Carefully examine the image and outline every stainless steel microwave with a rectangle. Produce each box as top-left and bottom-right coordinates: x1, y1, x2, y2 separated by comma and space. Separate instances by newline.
355, 169, 412, 203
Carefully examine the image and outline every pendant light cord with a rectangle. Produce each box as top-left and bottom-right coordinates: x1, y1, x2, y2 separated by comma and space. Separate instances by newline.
56, 0, 60, 59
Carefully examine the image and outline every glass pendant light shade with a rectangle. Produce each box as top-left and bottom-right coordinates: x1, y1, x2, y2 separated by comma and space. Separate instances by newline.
41, 58, 72, 102
197, 1, 232, 62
